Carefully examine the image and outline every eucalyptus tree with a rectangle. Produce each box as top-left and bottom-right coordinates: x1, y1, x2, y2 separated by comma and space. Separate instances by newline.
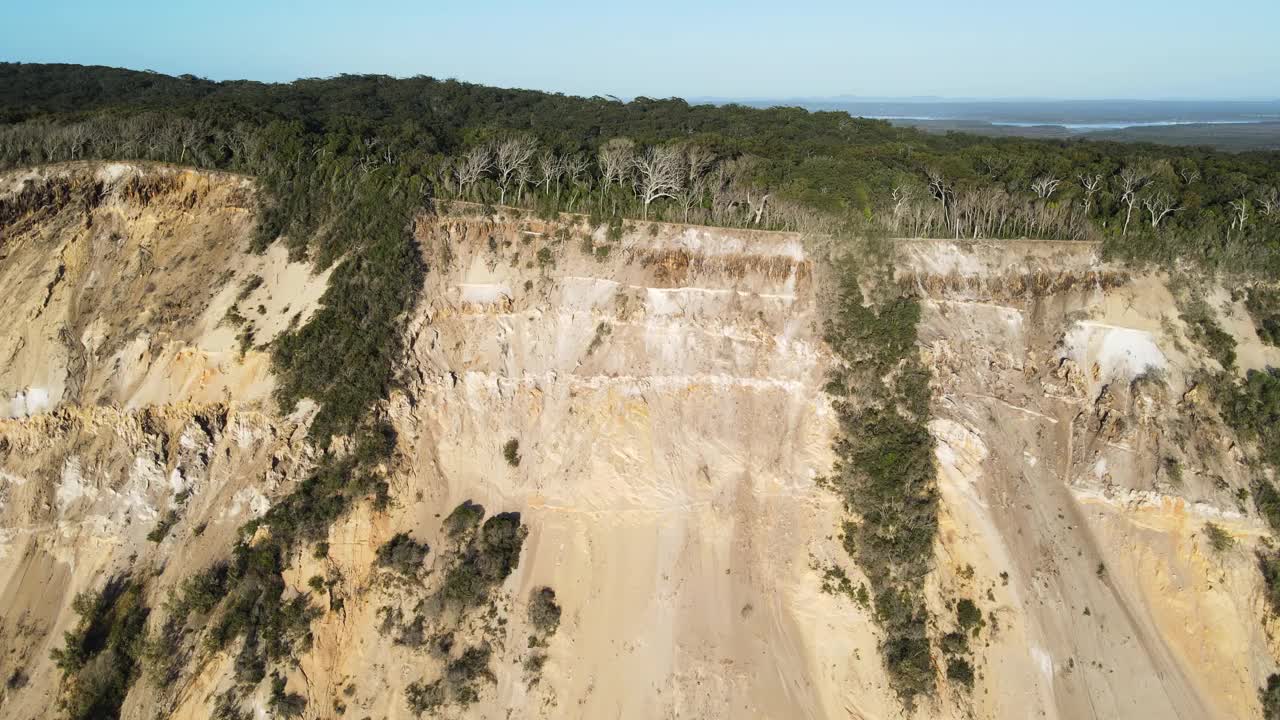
632, 145, 684, 220
494, 136, 538, 205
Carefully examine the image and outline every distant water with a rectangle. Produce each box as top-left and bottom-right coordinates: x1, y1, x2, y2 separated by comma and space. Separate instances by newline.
724, 98, 1280, 131
990, 119, 1273, 131
856, 117, 1275, 130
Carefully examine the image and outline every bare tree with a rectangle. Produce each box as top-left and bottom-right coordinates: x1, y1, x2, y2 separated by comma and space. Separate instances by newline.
926, 168, 958, 236
1143, 192, 1179, 229
563, 153, 590, 187
453, 145, 492, 200
177, 118, 205, 163
1077, 173, 1104, 215
1259, 187, 1279, 218
1031, 174, 1062, 200
561, 153, 591, 210
1117, 167, 1149, 236
673, 145, 714, 222
746, 190, 770, 226
515, 161, 535, 204
684, 144, 714, 180
674, 174, 710, 223
597, 138, 635, 203
890, 184, 916, 232
926, 168, 950, 204
494, 135, 538, 204
535, 151, 564, 196
710, 157, 751, 224
65, 123, 91, 160
632, 145, 685, 220
1229, 197, 1250, 233
1178, 164, 1201, 185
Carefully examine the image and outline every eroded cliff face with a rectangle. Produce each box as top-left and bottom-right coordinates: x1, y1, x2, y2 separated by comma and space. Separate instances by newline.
1, 165, 1277, 720
0, 164, 327, 720
903, 240, 1279, 720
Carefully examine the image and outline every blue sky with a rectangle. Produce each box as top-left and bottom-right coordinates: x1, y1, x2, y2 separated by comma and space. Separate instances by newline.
4, 0, 1278, 100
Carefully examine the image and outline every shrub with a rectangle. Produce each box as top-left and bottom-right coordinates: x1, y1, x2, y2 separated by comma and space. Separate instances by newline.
1263, 673, 1280, 720
268, 674, 306, 717
523, 652, 549, 682
211, 691, 245, 717
441, 513, 528, 609
375, 533, 429, 575
502, 438, 521, 467
1259, 552, 1280, 614
940, 631, 967, 655
236, 274, 264, 303
1246, 286, 1280, 346
956, 599, 984, 633
1204, 522, 1235, 553
1178, 294, 1236, 369
1219, 369, 1280, 470
444, 500, 485, 538
1257, 480, 1280, 533
946, 658, 975, 687
406, 679, 445, 716
394, 615, 428, 648
147, 510, 179, 543
50, 575, 150, 720
528, 587, 562, 636
586, 322, 612, 356
445, 644, 493, 703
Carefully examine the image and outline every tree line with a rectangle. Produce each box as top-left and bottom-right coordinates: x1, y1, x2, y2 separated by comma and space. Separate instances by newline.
2, 64, 1280, 272
4, 109, 1280, 248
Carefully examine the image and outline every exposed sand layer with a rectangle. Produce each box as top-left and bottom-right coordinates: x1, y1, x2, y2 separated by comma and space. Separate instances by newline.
0, 174, 1277, 719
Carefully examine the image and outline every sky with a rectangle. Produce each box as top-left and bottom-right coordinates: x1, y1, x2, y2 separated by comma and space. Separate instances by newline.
4, 0, 1279, 101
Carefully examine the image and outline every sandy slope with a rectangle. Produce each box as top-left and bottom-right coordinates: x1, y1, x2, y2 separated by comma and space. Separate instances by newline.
1, 167, 1277, 719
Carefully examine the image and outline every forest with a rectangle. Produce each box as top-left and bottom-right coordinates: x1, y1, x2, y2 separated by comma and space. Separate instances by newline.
3, 63, 1280, 273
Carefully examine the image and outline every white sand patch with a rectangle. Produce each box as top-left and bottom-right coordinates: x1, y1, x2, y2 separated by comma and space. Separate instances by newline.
168, 468, 187, 495
1030, 646, 1054, 680
645, 227, 805, 260
645, 286, 731, 317
227, 487, 271, 519
930, 418, 990, 511
7, 387, 51, 418
905, 241, 987, 277
559, 276, 620, 309
459, 283, 512, 304
56, 456, 96, 512
1061, 321, 1167, 382
94, 163, 135, 184
0, 470, 27, 513
1071, 485, 1258, 529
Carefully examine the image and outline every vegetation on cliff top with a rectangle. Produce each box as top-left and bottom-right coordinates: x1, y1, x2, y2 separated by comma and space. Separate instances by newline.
3, 62, 1280, 271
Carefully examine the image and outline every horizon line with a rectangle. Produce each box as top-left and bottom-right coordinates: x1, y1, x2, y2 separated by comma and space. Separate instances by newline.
5, 60, 1279, 106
